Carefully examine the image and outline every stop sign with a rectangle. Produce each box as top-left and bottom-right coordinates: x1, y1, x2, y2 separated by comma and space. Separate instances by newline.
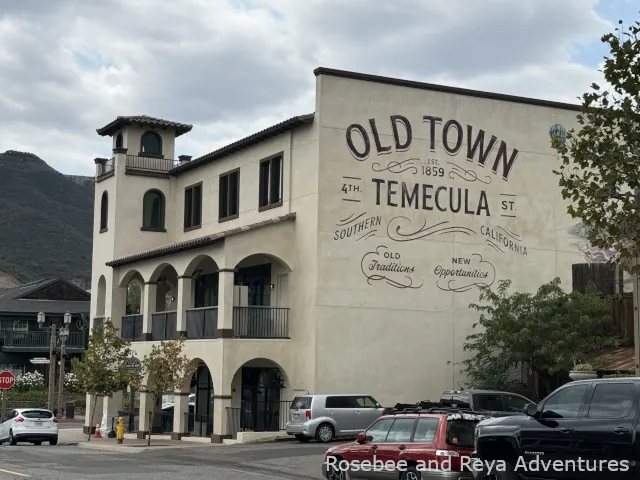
0, 371, 15, 390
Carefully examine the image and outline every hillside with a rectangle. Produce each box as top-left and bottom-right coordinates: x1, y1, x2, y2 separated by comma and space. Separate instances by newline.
0, 150, 93, 287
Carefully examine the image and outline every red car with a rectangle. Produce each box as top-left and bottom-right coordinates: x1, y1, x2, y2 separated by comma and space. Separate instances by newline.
322, 408, 486, 480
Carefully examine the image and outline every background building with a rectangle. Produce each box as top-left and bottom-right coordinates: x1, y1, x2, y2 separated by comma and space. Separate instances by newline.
87, 67, 603, 441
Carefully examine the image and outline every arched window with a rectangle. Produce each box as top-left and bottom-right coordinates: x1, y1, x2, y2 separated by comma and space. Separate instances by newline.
140, 131, 162, 156
100, 191, 108, 232
115, 133, 123, 149
142, 189, 165, 230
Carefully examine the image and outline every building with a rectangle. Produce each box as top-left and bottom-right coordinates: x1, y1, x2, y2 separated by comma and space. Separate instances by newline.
0, 278, 90, 377
87, 67, 604, 441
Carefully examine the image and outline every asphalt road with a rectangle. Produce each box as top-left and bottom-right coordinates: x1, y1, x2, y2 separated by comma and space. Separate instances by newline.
0, 440, 330, 480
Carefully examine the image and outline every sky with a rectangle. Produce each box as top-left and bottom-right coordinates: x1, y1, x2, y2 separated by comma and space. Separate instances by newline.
0, 0, 637, 176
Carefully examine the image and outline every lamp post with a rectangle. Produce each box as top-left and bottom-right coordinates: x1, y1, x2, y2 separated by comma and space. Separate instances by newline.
56, 312, 71, 418
37, 312, 71, 413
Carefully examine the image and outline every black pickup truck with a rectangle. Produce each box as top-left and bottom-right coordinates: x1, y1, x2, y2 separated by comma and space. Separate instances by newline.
473, 377, 639, 479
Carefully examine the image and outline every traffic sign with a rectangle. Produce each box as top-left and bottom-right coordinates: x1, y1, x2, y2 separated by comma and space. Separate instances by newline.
0, 371, 15, 390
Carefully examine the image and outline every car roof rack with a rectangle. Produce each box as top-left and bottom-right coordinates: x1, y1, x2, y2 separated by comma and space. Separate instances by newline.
383, 404, 479, 416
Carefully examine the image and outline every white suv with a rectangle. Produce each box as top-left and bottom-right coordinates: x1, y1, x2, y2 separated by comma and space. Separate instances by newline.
0, 408, 58, 445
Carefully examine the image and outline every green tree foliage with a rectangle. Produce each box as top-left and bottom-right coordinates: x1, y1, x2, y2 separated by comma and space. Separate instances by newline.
126, 280, 141, 314
462, 278, 619, 392
71, 320, 141, 441
553, 18, 640, 267
139, 337, 196, 445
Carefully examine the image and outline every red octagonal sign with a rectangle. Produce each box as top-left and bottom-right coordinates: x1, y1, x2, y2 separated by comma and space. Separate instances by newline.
0, 370, 15, 390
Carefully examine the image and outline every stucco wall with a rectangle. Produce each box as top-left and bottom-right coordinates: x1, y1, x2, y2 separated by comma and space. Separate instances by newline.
313, 74, 588, 405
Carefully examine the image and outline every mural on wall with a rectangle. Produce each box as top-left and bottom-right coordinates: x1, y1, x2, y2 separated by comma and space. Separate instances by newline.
335, 114, 529, 291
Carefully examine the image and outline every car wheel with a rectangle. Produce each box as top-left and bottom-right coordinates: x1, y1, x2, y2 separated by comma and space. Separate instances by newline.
480, 462, 518, 480
33, 441, 42, 446
50, 437, 58, 446
9, 431, 17, 446
295, 434, 311, 442
315, 423, 334, 443
400, 466, 422, 480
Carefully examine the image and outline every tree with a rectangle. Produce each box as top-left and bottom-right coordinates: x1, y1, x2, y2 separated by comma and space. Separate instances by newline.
139, 337, 196, 446
461, 278, 619, 397
71, 320, 142, 441
553, 17, 640, 268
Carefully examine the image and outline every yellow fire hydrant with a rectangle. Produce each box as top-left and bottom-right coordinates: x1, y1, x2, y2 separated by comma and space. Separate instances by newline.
116, 417, 125, 444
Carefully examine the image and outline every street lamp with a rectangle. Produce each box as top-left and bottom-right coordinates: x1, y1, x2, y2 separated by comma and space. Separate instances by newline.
56, 312, 72, 418
37, 312, 72, 415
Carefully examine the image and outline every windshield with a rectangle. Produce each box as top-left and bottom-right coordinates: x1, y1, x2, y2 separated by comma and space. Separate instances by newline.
446, 420, 477, 448
21, 410, 54, 419
290, 396, 311, 409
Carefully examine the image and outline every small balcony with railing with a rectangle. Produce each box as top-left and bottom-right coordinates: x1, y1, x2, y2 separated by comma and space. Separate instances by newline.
2, 330, 85, 352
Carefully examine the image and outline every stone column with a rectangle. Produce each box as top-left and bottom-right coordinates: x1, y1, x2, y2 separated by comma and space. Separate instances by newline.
83, 394, 103, 434
176, 276, 192, 337
216, 269, 235, 338
142, 282, 157, 341
211, 395, 233, 443
137, 392, 154, 439
102, 391, 123, 435
171, 393, 190, 440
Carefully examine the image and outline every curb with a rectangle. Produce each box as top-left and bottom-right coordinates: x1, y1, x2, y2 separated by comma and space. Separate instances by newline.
242, 436, 297, 445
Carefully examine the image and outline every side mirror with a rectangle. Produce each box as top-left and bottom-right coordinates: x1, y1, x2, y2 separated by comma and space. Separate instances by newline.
356, 432, 367, 443
524, 403, 538, 417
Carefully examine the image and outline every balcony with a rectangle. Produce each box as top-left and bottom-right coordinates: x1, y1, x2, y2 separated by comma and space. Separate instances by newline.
125, 155, 178, 173
232, 307, 289, 339
2, 330, 85, 352
151, 311, 177, 341
186, 307, 218, 339
121, 314, 143, 342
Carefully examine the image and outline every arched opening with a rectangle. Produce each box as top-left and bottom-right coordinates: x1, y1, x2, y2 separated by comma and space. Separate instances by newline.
96, 276, 106, 317
120, 271, 144, 341
115, 132, 123, 149
183, 255, 219, 339
233, 254, 292, 339
229, 358, 288, 435
149, 264, 178, 341
140, 131, 162, 156
100, 191, 108, 231
142, 189, 165, 230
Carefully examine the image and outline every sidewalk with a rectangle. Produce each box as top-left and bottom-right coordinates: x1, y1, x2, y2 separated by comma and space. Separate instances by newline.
59, 428, 218, 453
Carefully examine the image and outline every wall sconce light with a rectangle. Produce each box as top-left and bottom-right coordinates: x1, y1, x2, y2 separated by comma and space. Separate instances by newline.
270, 284, 275, 291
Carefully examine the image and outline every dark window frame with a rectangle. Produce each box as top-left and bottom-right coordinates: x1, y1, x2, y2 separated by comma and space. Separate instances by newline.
184, 182, 203, 232
115, 133, 123, 149
99, 191, 108, 233
141, 189, 166, 232
219, 167, 240, 222
258, 152, 283, 211
139, 130, 164, 158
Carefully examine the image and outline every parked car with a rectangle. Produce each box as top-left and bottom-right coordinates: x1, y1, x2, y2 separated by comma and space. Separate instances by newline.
0, 408, 58, 446
287, 394, 385, 443
439, 389, 533, 415
473, 377, 640, 479
322, 406, 488, 479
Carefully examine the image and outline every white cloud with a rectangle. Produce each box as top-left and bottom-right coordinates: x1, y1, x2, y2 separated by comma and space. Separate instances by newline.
0, 0, 616, 175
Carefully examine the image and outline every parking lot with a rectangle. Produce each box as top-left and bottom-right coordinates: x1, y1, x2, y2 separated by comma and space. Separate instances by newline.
0, 436, 329, 480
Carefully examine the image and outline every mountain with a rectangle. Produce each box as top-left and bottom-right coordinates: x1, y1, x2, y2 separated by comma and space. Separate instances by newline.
0, 150, 93, 288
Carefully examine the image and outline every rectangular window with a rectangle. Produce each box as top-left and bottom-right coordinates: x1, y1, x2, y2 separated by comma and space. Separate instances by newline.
12, 320, 28, 332
325, 396, 354, 408
587, 383, 634, 418
184, 183, 202, 230
219, 169, 240, 221
259, 154, 283, 210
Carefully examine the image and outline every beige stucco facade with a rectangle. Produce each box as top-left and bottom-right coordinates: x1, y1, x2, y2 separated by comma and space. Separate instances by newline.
86, 68, 610, 441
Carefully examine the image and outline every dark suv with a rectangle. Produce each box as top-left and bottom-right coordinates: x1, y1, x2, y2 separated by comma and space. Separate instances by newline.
473, 378, 640, 479
440, 389, 534, 415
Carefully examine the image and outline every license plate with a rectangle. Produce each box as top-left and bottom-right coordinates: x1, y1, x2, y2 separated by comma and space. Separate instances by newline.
35, 421, 42, 426
292, 414, 299, 420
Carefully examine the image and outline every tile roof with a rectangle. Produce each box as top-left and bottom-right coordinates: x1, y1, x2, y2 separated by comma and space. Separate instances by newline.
170, 114, 314, 174
0, 278, 90, 314
106, 212, 296, 268
97, 115, 193, 137
591, 347, 636, 372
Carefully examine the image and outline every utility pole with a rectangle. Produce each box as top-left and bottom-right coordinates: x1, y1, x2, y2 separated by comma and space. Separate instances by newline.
47, 323, 57, 411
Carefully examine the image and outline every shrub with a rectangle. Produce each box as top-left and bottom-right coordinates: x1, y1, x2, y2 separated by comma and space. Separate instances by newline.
13, 371, 45, 392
